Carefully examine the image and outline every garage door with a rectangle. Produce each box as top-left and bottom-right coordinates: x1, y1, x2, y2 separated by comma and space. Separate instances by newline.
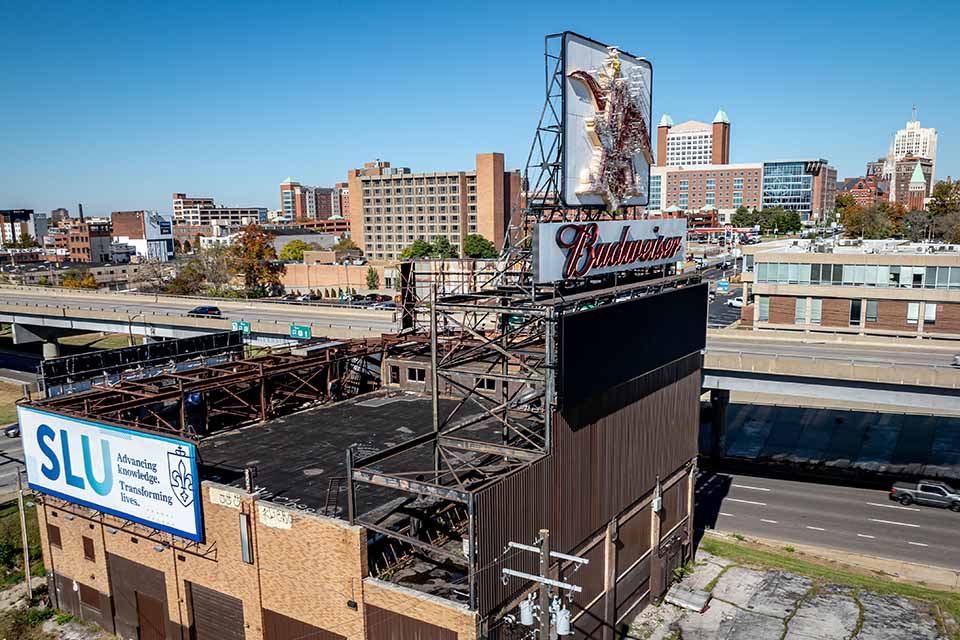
188, 582, 245, 640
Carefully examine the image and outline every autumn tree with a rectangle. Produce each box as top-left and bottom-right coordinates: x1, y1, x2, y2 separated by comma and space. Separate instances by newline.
227, 224, 285, 295
463, 234, 498, 259
332, 236, 361, 253
834, 193, 856, 217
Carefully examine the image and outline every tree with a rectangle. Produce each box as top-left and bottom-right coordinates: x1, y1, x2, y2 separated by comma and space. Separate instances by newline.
878, 201, 907, 237
365, 266, 380, 290
778, 211, 803, 234
228, 225, 286, 294
63, 271, 97, 289
332, 236, 361, 254
191, 244, 232, 290
38, 275, 49, 286
399, 239, 432, 260
165, 274, 202, 295
730, 206, 756, 228
3, 235, 39, 250
132, 259, 169, 292
173, 239, 182, 254
834, 193, 857, 217
928, 180, 960, 217
904, 210, 930, 242
429, 236, 458, 259
463, 234, 498, 259
278, 239, 311, 262
182, 240, 192, 253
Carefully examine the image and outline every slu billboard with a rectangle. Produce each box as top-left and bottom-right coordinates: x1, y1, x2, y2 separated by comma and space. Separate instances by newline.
18, 406, 204, 542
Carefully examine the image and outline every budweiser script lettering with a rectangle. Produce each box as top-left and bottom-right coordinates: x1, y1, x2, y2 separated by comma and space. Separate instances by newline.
556, 222, 684, 279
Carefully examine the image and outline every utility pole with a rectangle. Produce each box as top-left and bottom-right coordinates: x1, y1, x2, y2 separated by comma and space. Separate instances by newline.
538, 528, 551, 640
16, 472, 32, 601
502, 529, 588, 638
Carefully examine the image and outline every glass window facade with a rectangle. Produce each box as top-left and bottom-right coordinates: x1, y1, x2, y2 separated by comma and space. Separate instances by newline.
755, 262, 960, 289
649, 175, 661, 210
762, 162, 814, 219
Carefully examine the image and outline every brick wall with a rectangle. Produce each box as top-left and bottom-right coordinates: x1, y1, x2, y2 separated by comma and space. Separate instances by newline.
363, 579, 476, 640
874, 300, 911, 332
928, 302, 960, 335
282, 263, 388, 293
820, 298, 851, 328
768, 296, 796, 324
36, 483, 388, 640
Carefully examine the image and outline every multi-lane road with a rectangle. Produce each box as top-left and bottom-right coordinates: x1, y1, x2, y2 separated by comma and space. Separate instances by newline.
697, 470, 960, 569
0, 290, 399, 334
708, 334, 957, 368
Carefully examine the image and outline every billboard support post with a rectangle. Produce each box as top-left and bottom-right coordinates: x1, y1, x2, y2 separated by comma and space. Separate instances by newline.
16, 472, 31, 602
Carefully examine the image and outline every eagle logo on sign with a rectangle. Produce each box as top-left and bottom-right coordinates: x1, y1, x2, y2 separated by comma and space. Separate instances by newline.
168, 446, 195, 508
568, 47, 652, 211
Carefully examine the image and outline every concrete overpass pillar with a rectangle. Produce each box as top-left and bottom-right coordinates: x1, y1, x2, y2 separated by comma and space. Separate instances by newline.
710, 389, 730, 458
42, 339, 60, 360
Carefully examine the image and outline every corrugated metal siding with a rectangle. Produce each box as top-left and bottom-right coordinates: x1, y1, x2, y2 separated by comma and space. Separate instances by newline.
262, 609, 347, 640
616, 507, 651, 577
475, 352, 701, 615
660, 478, 689, 539
366, 604, 458, 640
188, 582, 245, 640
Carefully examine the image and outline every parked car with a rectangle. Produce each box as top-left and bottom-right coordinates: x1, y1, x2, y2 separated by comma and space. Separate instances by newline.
890, 480, 960, 511
953, 354, 960, 368
725, 296, 744, 308
280, 294, 299, 301
3, 423, 19, 438
187, 306, 221, 317
296, 294, 321, 302
372, 302, 397, 310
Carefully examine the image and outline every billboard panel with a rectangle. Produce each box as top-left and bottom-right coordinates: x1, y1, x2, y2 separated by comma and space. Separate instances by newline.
533, 218, 686, 283
559, 283, 707, 410
562, 33, 653, 210
19, 406, 203, 542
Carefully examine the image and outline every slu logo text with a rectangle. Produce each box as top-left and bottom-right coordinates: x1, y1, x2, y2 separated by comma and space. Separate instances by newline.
35, 424, 113, 496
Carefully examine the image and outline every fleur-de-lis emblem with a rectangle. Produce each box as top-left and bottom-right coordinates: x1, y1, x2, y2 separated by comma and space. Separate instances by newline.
168, 446, 195, 508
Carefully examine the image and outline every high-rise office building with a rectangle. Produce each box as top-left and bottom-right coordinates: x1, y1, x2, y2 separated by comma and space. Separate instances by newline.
876, 109, 938, 193
761, 160, 837, 224
347, 154, 520, 262
656, 109, 730, 167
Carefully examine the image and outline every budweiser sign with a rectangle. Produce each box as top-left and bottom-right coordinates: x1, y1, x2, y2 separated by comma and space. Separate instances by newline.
533, 219, 686, 283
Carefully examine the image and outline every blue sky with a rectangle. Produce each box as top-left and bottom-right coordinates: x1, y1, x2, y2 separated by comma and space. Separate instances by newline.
1, 0, 957, 215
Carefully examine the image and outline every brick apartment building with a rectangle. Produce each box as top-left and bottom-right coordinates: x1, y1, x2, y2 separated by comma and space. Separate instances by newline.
838, 175, 885, 207
646, 159, 836, 225
279, 179, 334, 221
45, 219, 113, 263
656, 109, 730, 167
332, 183, 349, 218
348, 154, 521, 261
0, 209, 48, 246
740, 239, 960, 338
111, 210, 175, 261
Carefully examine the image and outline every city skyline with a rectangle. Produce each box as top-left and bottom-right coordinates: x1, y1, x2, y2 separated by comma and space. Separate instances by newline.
1, 0, 957, 215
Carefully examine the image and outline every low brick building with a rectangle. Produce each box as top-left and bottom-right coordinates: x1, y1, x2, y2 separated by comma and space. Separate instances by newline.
741, 239, 960, 338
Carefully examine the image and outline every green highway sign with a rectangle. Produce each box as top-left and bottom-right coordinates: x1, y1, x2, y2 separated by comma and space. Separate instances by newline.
231, 321, 251, 335
289, 324, 312, 340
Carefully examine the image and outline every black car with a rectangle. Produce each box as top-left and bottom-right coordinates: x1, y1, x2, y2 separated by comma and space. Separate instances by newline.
187, 306, 222, 317
3, 423, 19, 438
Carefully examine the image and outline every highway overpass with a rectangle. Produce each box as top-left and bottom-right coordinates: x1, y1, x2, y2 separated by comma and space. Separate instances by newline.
0, 286, 399, 353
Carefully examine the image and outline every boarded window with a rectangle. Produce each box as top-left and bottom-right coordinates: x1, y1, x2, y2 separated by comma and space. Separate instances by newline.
47, 524, 62, 548
82, 536, 95, 561
78, 583, 100, 609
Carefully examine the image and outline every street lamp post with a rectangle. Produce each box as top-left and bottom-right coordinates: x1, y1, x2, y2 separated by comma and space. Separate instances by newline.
127, 312, 144, 347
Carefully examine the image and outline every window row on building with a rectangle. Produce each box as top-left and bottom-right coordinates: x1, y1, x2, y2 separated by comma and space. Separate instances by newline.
754, 262, 960, 290
757, 295, 942, 327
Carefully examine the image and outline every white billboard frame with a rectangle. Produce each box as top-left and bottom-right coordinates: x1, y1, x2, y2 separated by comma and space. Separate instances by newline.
19, 406, 204, 542
562, 32, 653, 210
532, 218, 687, 284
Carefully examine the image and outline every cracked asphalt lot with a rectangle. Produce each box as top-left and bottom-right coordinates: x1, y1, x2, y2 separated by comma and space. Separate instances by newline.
631, 552, 948, 639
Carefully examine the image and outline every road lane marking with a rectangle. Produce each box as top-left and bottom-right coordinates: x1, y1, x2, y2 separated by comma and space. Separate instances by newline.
805, 526, 825, 531
908, 542, 929, 547
727, 498, 767, 506
732, 484, 771, 492
869, 518, 920, 528
867, 502, 921, 512
857, 534, 876, 539
761, 519, 778, 524
720, 512, 734, 517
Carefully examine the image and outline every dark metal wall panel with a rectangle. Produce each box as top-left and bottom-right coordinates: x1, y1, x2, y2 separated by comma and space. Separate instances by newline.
106, 552, 176, 640
262, 608, 347, 640
616, 559, 650, 610
660, 478, 689, 539
558, 283, 707, 409
616, 508, 651, 577
475, 352, 701, 616
559, 539, 605, 614
366, 604, 458, 640
188, 582, 245, 640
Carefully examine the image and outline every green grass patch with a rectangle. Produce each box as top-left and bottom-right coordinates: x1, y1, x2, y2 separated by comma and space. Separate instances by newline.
701, 536, 960, 637
0, 500, 43, 586
0, 381, 24, 425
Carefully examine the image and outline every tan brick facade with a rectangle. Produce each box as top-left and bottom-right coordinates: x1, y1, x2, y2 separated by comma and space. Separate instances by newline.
37, 483, 471, 640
